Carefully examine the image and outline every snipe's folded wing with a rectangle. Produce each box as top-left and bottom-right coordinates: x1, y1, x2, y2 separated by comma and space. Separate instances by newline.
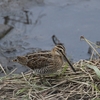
26, 52, 52, 59
27, 56, 54, 70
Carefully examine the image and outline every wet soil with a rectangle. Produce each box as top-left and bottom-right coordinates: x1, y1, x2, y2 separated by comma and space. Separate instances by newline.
0, 0, 100, 76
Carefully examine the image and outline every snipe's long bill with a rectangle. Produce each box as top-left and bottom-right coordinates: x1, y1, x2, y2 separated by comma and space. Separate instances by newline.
54, 45, 76, 72
62, 52, 76, 72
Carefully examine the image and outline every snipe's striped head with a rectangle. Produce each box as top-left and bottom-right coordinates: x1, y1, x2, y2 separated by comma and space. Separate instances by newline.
52, 44, 76, 72
52, 43, 66, 57
56, 43, 66, 53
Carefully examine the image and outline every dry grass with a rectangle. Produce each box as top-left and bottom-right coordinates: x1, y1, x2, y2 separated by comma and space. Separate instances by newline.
0, 59, 100, 100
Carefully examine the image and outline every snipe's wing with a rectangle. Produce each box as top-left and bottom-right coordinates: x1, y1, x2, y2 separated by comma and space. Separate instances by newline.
27, 56, 54, 70
26, 52, 52, 59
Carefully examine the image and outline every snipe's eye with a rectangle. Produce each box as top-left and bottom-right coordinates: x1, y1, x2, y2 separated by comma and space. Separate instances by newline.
59, 50, 62, 52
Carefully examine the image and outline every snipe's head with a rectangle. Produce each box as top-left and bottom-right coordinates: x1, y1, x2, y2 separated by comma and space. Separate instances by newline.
52, 43, 66, 59
52, 44, 76, 72
52, 43, 66, 57
13, 56, 28, 66
56, 43, 66, 54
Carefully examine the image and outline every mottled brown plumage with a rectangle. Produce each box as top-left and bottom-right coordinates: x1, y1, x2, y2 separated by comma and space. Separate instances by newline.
13, 44, 76, 75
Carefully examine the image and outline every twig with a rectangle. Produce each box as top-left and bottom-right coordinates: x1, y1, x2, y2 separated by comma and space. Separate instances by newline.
80, 36, 100, 57
90, 50, 95, 60
0, 64, 7, 75
36, 79, 67, 94
21, 72, 32, 86
67, 79, 90, 86
7, 68, 17, 76
65, 85, 78, 100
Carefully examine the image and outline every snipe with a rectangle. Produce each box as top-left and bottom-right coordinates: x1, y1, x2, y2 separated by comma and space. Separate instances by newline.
13, 44, 76, 75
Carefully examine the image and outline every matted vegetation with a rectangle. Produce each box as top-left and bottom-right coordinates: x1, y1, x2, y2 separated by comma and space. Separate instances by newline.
0, 59, 100, 100
0, 36, 100, 100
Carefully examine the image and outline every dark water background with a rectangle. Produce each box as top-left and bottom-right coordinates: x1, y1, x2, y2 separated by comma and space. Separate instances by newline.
0, 0, 100, 76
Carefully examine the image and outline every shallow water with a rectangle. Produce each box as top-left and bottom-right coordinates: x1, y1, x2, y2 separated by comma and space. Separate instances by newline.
0, 0, 100, 75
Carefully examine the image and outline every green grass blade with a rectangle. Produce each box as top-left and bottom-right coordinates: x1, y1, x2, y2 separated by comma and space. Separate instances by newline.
86, 64, 100, 78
